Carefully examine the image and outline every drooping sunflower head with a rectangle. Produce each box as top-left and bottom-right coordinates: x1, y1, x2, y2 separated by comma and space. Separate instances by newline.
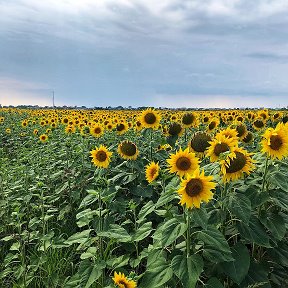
167, 147, 200, 178
39, 134, 48, 143
242, 131, 253, 144
207, 134, 238, 162
253, 118, 265, 131
177, 168, 216, 209
207, 118, 220, 132
112, 271, 137, 288
220, 147, 255, 182
90, 145, 112, 168
118, 140, 139, 160
189, 131, 212, 157
261, 123, 288, 159
145, 161, 160, 183
139, 108, 161, 129
167, 122, 183, 137
235, 123, 248, 139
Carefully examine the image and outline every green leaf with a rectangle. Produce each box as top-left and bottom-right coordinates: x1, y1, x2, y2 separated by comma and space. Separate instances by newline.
79, 260, 106, 288
106, 254, 130, 269
97, 224, 131, 242
161, 218, 187, 247
270, 190, 288, 211
132, 222, 153, 242
268, 241, 288, 267
197, 225, 233, 262
171, 254, 204, 288
244, 186, 269, 208
220, 243, 250, 284
260, 212, 286, 241
64, 230, 91, 245
140, 259, 173, 288
205, 277, 224, 288
155, 190, 176, 208
191, 206, 208, 229
237, 216, 271, 247
226, 193, 251, 223
137, 201, 155, 223
270, 171, 288, 192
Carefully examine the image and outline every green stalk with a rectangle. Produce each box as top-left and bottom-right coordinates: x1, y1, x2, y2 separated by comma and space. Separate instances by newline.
261, 157, 269, 194
186, 209, 191, 258
150, 128, 153, 160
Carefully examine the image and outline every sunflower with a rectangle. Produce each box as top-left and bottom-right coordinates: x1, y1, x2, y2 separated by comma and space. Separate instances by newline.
220, 147, 255, 182
90, 124, 104, 138
167, 122, 183, 137
39, 134, 48, 143
139, 108, 161, 129
145, 161, 160, 183
235, 123, 248, 140
90, 145, 112, 168
216, 127, 238, 141
182, 112, 197, 128
261, 123, 288, 160
116, 122, 128, 135
112, 272, 137, 288
118, 140, 139, 160
253, 118, 265, 131
21, 120, 28, 127
177, 168, 216, 209
167, 148, 199, 178
207, 135, 237, 162
5, 128, 11, 134
242, 131, 253, 144
189, 131, 212, 157
207, 118, 220, 132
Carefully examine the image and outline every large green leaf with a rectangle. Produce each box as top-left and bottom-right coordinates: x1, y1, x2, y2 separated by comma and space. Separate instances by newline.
270, 171, 288, 192
171, 254, 203, 288
196, 225, 233, 262
206, 277, 224, 288
237, 216, 271, 247
137, 201, 155, 223
190, 207, 208, 229
260, 212, 286, 241
226, 192, 251, 223
97, 224, 131, 242
64, 229, 91, 245
271, 190, 288, 211
132, 222, 153, 242
220, 242, 250, 284
161, 218, 187, 247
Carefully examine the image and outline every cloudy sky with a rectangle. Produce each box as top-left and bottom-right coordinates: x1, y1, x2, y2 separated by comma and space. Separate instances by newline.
0, 0, 288, 108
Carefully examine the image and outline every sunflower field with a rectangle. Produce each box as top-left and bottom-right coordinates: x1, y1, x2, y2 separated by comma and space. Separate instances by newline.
0, 107, 288, 288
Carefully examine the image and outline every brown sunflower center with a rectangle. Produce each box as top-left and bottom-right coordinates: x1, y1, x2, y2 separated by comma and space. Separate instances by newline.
214, 143, 229, 156
203, 116, 209, 123
118, 280, 127, 288
168, 123, 182, 136
182, 113, 195, 125
120, 142, 137, 156
226, 152, 247, 173
254, 120, 264, 128
150, 167, 157, 177
208, 121, 216, 130
176, 157, 191, 171
144, 112, 156, 124
269, 135, 283, 150
190, 132, 211, 153
117, 123, 125, 131
236, 125, 246, 137
94, 127, 101, 134
185, 179, 203, 197
96, 151, 107, 162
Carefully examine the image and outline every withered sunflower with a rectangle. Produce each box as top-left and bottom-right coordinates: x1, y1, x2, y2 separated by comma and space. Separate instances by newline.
139, 108, 161, 129
177, 168, 216, 209
145, 161, 160, 183
112, 271, 137, 288
220, 147, 255, 182
167, 147, 199, 178
261, 123, 288, 160
90, 145, 112, 168
118, 140, 139, 160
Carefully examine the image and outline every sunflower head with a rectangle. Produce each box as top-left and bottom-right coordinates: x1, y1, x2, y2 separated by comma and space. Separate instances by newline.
145, 161, 160, 183
261, 123, 288, 159
235, 123, 248, 139
189, 131, 212, 156
140, 108, 161, 129
177, 168, 216, 209
118, 140, 139, 160
112, 271, 137, 288
167, 147, 199, 178
253, 118, 265, 130
242, 131, 253, 144
39, 134, 48, 143
90, 145, 112, 168
91, 124, 104, 137
182, 112, 196, 128
167, 122, 183, 137
220, 147, 255, 182
116, 122, 128, 135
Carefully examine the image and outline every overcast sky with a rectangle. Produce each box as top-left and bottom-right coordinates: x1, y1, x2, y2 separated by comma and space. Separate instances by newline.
0, 0, 288, 108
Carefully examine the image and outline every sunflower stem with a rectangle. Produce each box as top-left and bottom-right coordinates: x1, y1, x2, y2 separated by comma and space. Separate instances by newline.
261, 157, 269, 194
150, 128, 153, 160
186, 209, 191, 257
